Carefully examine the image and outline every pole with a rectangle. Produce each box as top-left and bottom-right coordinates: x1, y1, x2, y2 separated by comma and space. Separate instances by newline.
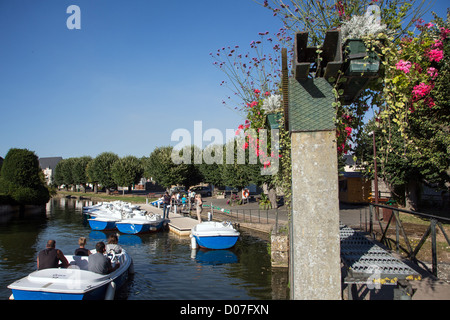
372, 131, 379, 205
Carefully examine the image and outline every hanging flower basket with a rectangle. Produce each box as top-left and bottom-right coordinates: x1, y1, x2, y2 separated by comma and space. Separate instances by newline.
266, 112, 282, 130
343, 39, 380, 76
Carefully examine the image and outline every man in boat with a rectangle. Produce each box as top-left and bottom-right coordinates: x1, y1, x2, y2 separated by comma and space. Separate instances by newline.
37, 239, 70, 270
88, 241, 120, 275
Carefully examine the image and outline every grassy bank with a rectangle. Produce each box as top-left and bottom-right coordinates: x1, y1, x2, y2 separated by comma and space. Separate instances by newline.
56, 190, 158, 204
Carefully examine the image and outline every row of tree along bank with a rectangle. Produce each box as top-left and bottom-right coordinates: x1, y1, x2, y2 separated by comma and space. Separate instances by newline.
52, 144, 280, 207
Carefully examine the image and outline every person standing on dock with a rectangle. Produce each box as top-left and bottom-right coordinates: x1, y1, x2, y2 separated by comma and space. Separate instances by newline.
195, 194, 203, 223
162, 191, 171, 219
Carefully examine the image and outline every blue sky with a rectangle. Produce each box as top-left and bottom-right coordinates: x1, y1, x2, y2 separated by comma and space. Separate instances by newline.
0, 0, 447, 159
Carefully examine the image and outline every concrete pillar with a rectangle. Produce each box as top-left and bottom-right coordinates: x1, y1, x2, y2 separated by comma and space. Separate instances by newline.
290, 130, 341, 299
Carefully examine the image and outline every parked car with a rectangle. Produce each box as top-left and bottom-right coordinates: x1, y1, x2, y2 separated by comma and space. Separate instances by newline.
170, 186, 186, 194
190, 186, 212, 197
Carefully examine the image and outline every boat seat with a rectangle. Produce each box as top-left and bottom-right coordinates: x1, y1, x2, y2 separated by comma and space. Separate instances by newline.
68, 255, 90, 271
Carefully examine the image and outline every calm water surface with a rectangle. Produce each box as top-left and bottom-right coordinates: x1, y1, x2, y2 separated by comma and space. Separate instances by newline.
0, 197, 288, 300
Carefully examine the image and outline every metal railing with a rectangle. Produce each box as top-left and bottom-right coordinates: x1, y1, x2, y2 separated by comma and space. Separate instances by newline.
368, 203, 450, 277
202, 203, 284, 229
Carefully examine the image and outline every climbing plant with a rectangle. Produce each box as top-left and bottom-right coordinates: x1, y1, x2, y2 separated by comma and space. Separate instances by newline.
358, 13, 450, 209
212, 0, 447, 210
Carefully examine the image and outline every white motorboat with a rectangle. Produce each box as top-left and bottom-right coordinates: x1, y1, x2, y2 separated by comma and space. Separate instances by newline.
8, 249, 133, 300
190, 221, 240, 250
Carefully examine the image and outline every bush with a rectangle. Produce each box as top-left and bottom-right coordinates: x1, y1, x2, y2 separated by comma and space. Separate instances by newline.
11, 186, 50, 205
0, 148, 42, 188
0, 148, 50, 205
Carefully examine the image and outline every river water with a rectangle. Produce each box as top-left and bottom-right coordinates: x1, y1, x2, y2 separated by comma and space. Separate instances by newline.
0, 197, 289, 300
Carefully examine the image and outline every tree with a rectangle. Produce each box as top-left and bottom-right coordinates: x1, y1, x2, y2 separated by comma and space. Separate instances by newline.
221, 137, 269, 196
86, 160, 98, 193
177, 145, 203, 190
111, 156, 144, 194
53, 160, 65, 188
89, 152, 119, 194
355, 118, 418, 207
258, 0, 432, 45
0, 148, 50, 205
357, 14, 450, 210
198, 144, 225, 188
59, 158, 76, 190
72, 156, 92, 192
143, 146, 188, 190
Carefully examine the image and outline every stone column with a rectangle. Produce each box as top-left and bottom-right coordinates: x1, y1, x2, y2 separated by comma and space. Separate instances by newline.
290, 130, 341, 299
287, 74, 342, 299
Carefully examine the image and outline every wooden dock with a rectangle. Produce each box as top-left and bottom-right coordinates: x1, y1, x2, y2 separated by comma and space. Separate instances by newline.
140, 203, 198, 236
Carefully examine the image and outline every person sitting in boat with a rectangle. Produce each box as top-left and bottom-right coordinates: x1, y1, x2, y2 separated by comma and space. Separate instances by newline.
74, 237, 91, 256
88, 241, 120, 275
37, 239, 70, 270
106, 234, 122, 254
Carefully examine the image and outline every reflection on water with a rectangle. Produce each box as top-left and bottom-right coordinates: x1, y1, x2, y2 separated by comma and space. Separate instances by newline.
0, 197, 288, 300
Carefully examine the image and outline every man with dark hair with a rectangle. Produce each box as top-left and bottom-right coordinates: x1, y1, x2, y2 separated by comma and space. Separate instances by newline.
88, 241, 120, 275
37, 239, 69, 270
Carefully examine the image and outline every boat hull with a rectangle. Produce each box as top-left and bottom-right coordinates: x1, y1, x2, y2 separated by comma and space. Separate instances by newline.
193, 235, 239, 250
8, 251, 132, 300
88, 219, 117, 231
191, 221, 240, 250
116, 219, 165, 234
10, 285, 106, 300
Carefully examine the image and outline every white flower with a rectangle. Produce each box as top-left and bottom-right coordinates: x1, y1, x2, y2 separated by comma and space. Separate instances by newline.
262, 94, 281, 112
341, 9, 387, 43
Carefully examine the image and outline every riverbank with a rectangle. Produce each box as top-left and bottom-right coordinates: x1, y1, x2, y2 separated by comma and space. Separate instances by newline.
56, 190, 158, 204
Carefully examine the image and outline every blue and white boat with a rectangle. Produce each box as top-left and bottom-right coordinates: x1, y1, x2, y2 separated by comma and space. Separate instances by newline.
116, 214, 166, 234
150, 198, 163, 207
88, 217, 120, 231
190, 221, 240, 250
8, 249, 133, 300
83, 201, 143, 218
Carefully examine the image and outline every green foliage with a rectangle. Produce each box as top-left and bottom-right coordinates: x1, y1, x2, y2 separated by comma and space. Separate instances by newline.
0, 148, 42, 188
0, 148, 50, 205
111, 156, 144, 193
11, 186, 50, 205
59, 158, 76, 188
72, 156, 92, 187
143, 146, 189, 190
366, 15, 450, 194
198, 144, 224, 187
53, 160, 65, 187
89, 152, 119, 190
259, 193, 272, 209
259, 0, 432, 45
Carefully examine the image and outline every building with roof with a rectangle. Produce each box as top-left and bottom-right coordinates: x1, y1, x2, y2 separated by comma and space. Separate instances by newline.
38, 157, 62, 185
